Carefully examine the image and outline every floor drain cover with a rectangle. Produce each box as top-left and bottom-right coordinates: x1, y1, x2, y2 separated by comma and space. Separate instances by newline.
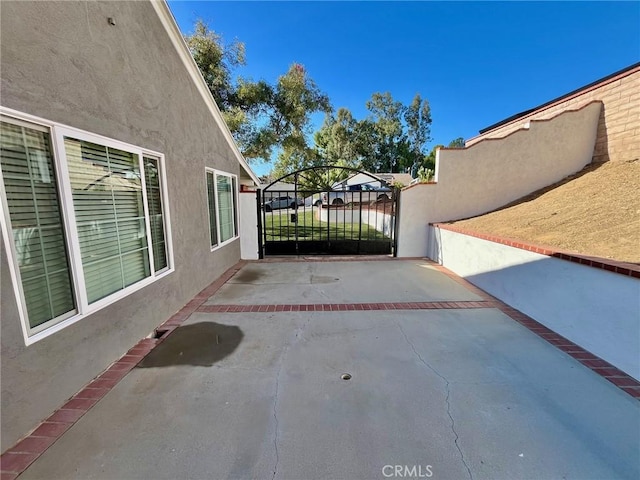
341, 373, 352, 380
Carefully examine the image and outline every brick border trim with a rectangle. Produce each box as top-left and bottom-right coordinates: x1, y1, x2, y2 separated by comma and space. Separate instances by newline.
197, 301, 491, 313
429, 262, 640, 399
433, 223, 640, 278
0, 261, 246, 479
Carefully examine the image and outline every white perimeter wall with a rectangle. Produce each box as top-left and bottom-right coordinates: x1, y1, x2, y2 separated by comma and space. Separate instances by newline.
361, 210, 394, 237
317, 208, 394, 237
239, 191, 259, 259
397, 101, 602, 257
430, 226, 640, 380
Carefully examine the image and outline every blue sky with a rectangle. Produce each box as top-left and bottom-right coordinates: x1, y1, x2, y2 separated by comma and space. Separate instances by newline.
167, 1, 640, 176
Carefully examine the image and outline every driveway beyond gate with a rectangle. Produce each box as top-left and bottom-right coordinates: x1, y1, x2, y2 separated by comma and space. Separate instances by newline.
14, 259, 640, 480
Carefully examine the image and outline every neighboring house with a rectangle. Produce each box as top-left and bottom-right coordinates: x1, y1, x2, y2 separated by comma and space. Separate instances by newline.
396, 62, 638, 257
0, 0, 258, 450
466, 62, 639, 164
259, 181, 298, 201
333, 171, 413, 190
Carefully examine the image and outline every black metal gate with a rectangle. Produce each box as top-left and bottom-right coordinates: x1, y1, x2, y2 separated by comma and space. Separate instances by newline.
258, 167, 400, 257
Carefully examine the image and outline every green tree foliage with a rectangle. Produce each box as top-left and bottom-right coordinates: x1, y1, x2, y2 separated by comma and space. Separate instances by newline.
404, 94, 432, 174
184, 20, 246, 112
423, 144, 442, 171
361, 92, 405, 173
314, 108, 365, 168
185, 22, 331, 163
448, 137, 465, 148
420, 137, 464, 173
311, 93, 433, 175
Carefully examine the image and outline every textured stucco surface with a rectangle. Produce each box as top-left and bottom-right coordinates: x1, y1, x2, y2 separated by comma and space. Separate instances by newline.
430, 227, 640, 380
466, 67, 640, 164
397, 102, 601, 257
1, 1, 242, 450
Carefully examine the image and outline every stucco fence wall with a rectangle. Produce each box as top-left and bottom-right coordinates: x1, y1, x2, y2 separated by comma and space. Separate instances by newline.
317, 207, 394, 238
239, 191, 259, 260
396, 101, 602, 258
428, 226, 640, 380
466, 66, 639, 164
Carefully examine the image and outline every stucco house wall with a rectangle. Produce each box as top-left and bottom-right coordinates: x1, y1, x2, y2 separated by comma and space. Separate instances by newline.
0, 0, 256, 450
466, 64, 639, 164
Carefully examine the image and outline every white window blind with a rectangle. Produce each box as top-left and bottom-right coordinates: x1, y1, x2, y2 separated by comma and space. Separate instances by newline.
206, 171, 218, 247
144, 157, 168, 272
0, 121, 76, 327
65, 138, 151, 303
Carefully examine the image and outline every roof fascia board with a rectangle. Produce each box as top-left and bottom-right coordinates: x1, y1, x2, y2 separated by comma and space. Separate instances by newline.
149, 0, 260, 185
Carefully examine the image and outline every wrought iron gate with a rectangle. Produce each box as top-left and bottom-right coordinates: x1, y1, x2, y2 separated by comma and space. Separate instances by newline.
258, 167, 400, 257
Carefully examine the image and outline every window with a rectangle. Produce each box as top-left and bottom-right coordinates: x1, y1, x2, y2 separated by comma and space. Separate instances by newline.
206, 169, 238, 249
0, 111, 172, 342
0, 121, 76, 328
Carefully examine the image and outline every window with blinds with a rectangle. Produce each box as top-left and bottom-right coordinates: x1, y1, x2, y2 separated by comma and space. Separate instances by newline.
206, 171, 218, 247
0, 121, 76, 328
206, 169, 238, 249
65, 138, 151, 303
0, 114, 172, 338
144, 157, 168, 272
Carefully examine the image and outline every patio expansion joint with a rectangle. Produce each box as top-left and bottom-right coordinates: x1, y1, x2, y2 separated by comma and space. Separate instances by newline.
395, 321, 473, 480
271, 364, 281, 480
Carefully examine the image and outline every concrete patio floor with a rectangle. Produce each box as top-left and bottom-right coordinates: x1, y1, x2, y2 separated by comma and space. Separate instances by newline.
19, 260, 640, 480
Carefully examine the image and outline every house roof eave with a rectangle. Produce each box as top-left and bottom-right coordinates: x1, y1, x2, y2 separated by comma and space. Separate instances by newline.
150, 0, 260, 186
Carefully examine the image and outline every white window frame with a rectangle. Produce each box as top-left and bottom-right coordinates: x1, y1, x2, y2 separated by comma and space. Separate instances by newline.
205, 167, 239, 251
0, 107, 174, 345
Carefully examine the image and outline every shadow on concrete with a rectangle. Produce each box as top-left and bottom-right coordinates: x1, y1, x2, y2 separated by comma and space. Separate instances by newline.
138, 322, 243, 368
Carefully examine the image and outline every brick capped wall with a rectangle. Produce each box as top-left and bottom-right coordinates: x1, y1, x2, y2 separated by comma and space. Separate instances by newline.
466, 66, 639, 163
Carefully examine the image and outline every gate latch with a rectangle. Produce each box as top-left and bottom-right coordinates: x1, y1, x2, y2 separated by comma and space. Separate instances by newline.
290, 213, 298, 223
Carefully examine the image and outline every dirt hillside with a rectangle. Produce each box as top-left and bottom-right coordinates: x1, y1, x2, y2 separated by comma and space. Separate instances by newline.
448, 160, 640, 264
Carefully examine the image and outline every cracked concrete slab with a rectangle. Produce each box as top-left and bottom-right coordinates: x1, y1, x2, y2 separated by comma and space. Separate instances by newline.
18, 261, 640, 480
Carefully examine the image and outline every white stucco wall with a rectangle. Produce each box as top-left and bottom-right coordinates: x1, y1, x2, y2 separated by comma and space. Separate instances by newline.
397, 101, 602, 257
316, 208, 394, 238
361, 210, 394, 237
239, 192, 259, 259
317, 207, 361, 224
430, 226, 640, 380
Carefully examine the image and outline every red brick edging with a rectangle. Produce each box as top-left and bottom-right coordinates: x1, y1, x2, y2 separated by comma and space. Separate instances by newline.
429, 262, 640, 399
197, 301, 491, 313
433, 223, 640, 278
0, 261, 246, 479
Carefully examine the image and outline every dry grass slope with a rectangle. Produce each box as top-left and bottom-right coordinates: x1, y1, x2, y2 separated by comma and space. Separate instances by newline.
449, 160, 640, 263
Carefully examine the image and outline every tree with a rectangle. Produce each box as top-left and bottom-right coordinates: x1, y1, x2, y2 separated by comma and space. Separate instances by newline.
448, 137, 465, 148
423, 144, 443, 171
314, 93, 433, 175
314, 108, 363, 168
185, 22, 331, 164
404, 94, 432, 173
361, 92, 406, 173
184, 20, 246, 112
